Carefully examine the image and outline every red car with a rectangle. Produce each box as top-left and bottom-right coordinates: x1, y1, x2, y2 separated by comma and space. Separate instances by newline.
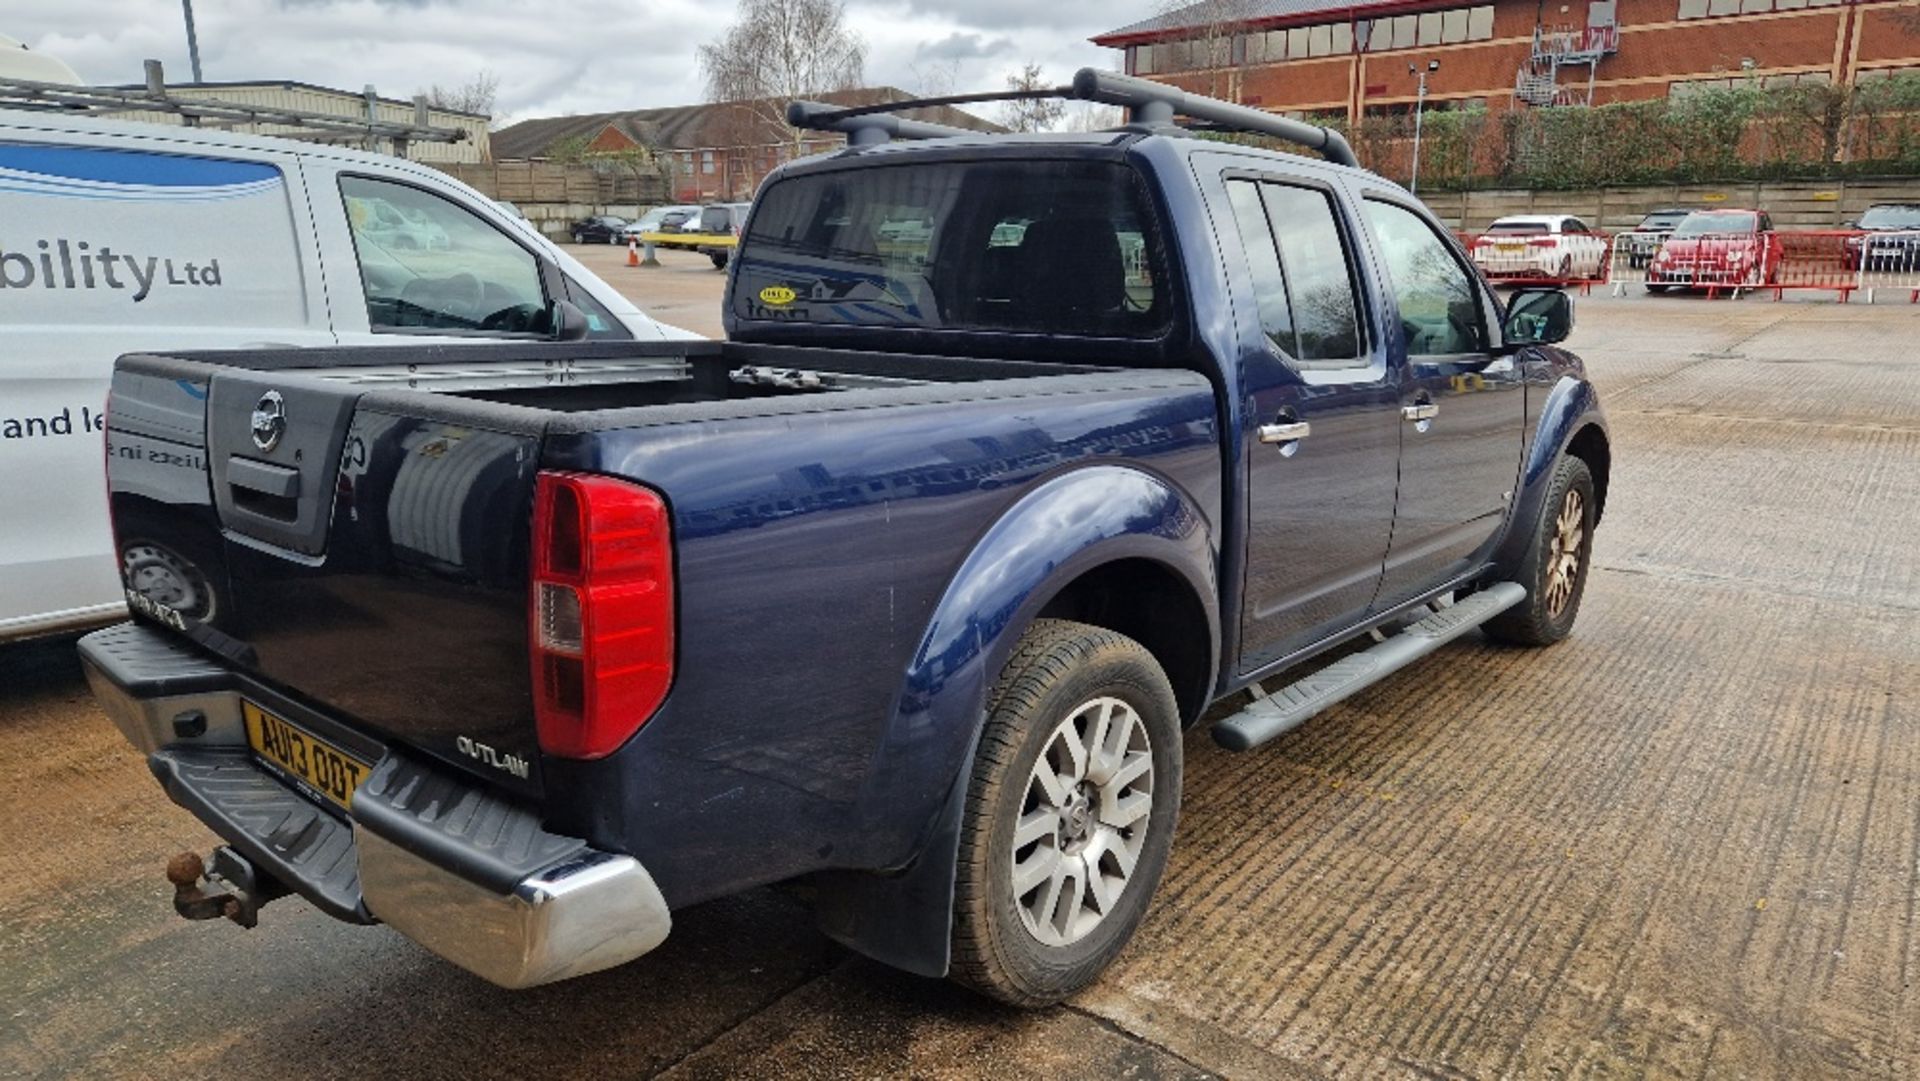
1646, 209, 1779, 292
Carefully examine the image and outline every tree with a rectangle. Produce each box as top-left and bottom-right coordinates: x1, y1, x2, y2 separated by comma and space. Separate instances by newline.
419, 69, 500, 123
999, 63, 1066, 133
1152, 0, 1261, 101
699, 0, 866, 156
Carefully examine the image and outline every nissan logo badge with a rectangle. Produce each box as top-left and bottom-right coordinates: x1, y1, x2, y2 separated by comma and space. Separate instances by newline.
251, 390, 287, 453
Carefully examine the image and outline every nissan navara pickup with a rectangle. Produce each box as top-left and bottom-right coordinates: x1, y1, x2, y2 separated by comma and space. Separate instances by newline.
81, 71, 1610, 1007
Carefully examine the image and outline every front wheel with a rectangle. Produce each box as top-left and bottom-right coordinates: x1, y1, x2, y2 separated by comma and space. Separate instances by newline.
1645, 283, 1670, 294
1484, 454, 1596, 647
949, 619, 1182, 1007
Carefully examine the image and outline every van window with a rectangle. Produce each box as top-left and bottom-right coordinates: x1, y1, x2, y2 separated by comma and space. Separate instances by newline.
340, 176, 550, 334
732, 160, 1171, 338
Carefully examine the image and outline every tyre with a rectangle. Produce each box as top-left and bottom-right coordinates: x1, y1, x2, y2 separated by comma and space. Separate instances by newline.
571, 232, 584, 245
1645, 283, 1669, 294
709, 251, 729, 269
949, 618, 1182, 1007
1484, 454, 1596, 647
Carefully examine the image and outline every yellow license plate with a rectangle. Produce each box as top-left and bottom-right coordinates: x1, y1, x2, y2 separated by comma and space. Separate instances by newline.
244, 701, 371, 812
1497, 242, 1524, 252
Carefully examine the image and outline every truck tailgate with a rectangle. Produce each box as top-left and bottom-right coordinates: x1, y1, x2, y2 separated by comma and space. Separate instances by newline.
108, 352, 547, 797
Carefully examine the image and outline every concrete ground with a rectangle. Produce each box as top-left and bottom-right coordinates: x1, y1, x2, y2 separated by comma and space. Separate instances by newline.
3, 256, 1916, 1079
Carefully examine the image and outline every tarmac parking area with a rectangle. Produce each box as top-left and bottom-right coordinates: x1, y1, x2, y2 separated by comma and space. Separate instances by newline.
3, 255, 1916, 1079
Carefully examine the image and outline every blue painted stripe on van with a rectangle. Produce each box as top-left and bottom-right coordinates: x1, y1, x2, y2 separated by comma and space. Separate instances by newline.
0, 145, 279, 188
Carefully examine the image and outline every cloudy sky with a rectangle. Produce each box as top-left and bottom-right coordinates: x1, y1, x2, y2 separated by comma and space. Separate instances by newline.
10, 0, 1137, 124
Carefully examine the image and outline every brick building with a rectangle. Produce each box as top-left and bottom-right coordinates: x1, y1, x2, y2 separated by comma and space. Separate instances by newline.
492, 89, 1002, 203
1092, 0, 1920, 124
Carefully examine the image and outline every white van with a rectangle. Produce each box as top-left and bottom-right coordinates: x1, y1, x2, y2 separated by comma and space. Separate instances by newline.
1, 109, 692, 642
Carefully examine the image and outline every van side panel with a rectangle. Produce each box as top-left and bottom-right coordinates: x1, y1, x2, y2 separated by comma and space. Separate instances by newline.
0, 127, 331, 637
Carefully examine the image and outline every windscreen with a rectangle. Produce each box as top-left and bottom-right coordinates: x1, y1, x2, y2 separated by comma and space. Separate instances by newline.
1674, 212, 1756, 236
732, 159, 1171, 338
1857, 205, 1920, 229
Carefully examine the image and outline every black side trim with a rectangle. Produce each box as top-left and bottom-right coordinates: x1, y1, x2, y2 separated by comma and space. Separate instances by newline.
149, 748, 372, 924
78, 622, 232, 698
350, 753, 586, 895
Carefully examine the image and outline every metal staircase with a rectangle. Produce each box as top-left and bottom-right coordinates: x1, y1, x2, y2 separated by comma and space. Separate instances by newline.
1513, 12, 1620, 110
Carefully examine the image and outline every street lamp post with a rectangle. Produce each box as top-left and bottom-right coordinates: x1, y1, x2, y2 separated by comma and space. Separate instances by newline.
181, 0, 205, 82
1409, 59, 1439, 194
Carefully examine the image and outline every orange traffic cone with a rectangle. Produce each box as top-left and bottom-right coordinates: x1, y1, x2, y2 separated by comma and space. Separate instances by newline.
626, 237, 640, 268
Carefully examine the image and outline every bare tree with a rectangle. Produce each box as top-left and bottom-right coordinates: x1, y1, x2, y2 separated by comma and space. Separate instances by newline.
1152, 0, 1260, 101
699, 0, 866, 156
419, 69, 500, 122
999, 63, 1067, 133
910, 56, 962, 99
1065, 103, 1127, 132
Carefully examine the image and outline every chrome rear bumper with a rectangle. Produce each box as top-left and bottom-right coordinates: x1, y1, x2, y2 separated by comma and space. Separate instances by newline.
79, 622, 672, 989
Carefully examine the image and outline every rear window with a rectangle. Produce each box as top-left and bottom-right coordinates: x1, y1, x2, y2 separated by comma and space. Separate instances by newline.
1641, 212, 1688, 230
1858, 205, 1920, 229
732, 159, 1171, 338
1674, 212, 1756, 236
1486, 220, 1550, 235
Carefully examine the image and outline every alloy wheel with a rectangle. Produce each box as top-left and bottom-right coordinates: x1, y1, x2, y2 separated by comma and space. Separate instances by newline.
1544, 488, 1585, 619
1010, 696, 1155, 947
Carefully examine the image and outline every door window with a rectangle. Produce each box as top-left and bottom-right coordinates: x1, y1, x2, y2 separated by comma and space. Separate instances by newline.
1224, 177, 1365, 367
340, 175, 550, 334
1361, 199, 1488, 357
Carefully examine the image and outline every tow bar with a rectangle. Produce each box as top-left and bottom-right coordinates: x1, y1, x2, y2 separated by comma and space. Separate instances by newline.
166, 847, 288, 928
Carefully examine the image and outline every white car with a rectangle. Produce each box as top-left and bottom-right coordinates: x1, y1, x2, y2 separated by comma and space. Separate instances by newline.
1468, 214, 1609, 282
0, 108, 698, 643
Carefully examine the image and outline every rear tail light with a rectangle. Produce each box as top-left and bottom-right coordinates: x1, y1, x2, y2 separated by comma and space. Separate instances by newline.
530, 471, 675, 759
1527, 238, 1556, 248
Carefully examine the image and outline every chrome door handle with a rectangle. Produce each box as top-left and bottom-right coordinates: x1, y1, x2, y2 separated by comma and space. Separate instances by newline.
1402, 403, 1439, 422
1257, 421, 1312, 444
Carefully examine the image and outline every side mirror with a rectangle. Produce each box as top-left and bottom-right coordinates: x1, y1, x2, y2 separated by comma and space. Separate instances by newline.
551, 299, 591, 342
1502, 287, 1573, 348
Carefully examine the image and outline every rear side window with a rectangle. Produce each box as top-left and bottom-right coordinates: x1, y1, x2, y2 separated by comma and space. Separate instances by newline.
732, 159, 1171, 338
340, 175, 550, 335
1225, 179, 1364, 366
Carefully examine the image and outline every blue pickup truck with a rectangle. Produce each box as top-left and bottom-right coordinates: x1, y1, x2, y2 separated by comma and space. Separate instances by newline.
81, 71, 1609, 1007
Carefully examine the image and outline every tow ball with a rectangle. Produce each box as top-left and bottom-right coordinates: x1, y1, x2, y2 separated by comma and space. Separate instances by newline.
165, 847, 288, 928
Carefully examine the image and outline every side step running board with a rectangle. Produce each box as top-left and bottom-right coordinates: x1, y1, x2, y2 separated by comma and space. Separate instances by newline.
1213, 581, 1527, 752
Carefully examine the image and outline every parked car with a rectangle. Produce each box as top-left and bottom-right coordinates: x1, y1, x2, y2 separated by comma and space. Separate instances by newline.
1618, 208, 1691, 268
569, 214, 628, 245
619, 204, 703, 244
1646, 209, 1778, 292
83, 70, 1609, 1008
1467, 214, 1609, 282
687, 201, 752, 268
650, 207, 707, 251
0, 108, 691, 645
1843, 202, 1920, 272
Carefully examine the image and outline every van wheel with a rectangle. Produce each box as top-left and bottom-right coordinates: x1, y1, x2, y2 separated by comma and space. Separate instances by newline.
1484, 454, 1595, 647
709, 252, 729, 269
949, 619, 1181, 1007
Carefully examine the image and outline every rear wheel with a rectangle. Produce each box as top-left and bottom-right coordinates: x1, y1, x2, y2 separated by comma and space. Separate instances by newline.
1484, 454, 1596, 647
709, 252, 729, 269
1645, 283, 1669, 294
949, 619, 1181, 1007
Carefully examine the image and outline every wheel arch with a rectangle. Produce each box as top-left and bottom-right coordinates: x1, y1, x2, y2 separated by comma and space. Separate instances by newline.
809, 463, 1218, 978
1564, 421, 1610, 524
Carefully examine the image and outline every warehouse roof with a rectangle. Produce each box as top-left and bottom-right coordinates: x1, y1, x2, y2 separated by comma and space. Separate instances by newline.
492, 87, 1002, 160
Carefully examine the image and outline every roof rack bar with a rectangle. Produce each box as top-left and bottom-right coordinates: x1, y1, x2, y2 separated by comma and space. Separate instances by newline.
1068, 69, 1357, 168
785, 100, 976, 146
0, 62, 469, 146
